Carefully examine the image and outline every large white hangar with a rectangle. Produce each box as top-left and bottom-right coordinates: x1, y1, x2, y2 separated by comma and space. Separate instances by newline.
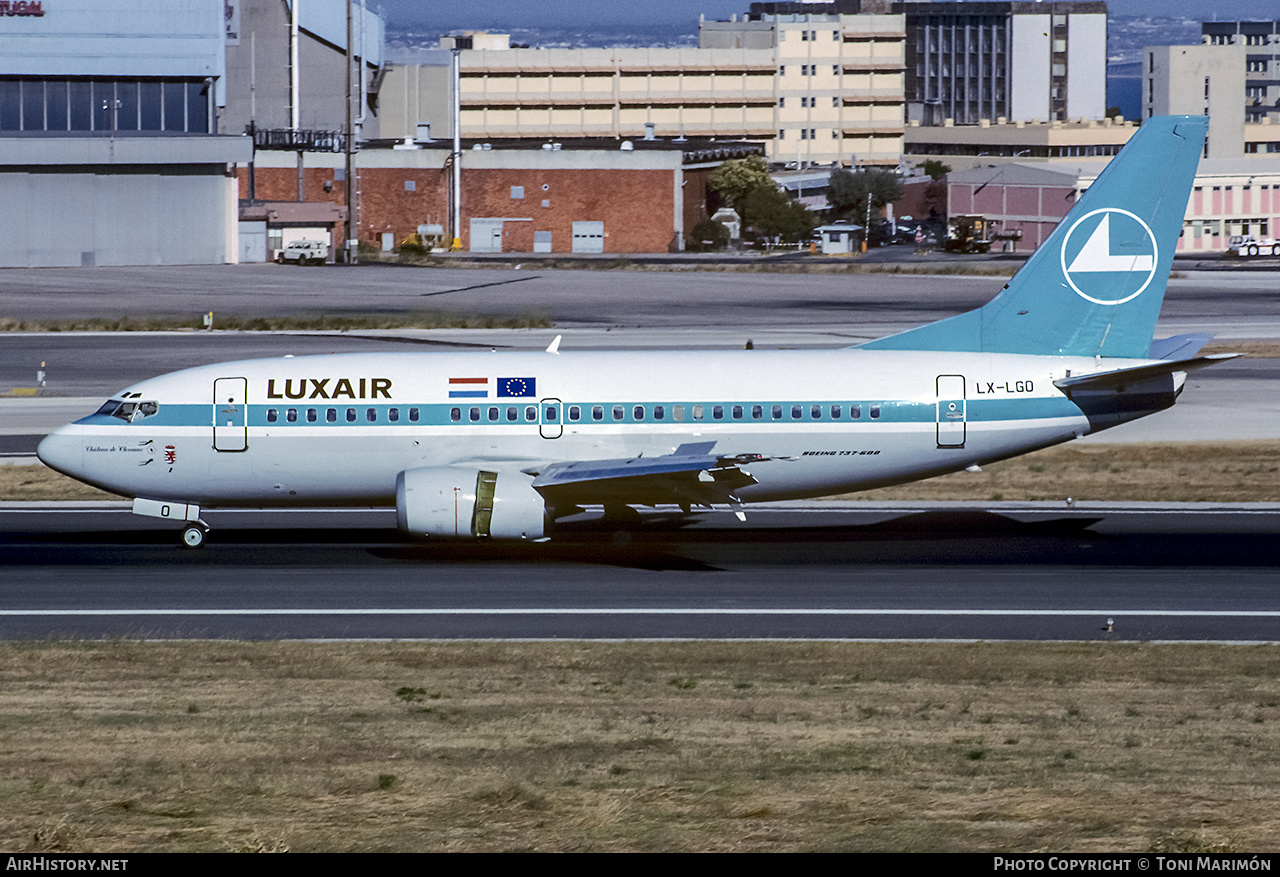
0, 0, 249, 267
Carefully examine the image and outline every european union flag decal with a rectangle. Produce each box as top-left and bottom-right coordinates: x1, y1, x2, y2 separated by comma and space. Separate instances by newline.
497, 377, 536, 397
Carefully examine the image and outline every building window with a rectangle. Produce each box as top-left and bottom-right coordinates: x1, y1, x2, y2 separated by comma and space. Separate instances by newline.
511, 186, 524, 199
404, 180, 415, 192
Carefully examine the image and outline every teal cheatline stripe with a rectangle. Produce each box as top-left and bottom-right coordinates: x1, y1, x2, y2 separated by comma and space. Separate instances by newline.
75, 397, 1083, 430
967, 397, 1081, 422
860, 115, 1207, 359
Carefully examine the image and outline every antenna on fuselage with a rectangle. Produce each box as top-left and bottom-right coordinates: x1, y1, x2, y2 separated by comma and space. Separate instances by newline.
546, 335, 562, 355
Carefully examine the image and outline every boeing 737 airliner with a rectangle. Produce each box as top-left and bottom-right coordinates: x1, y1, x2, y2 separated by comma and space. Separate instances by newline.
38, 116, 1232, 546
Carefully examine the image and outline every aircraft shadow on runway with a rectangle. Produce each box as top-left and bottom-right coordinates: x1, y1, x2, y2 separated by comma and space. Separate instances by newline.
6, 511, 1280, 571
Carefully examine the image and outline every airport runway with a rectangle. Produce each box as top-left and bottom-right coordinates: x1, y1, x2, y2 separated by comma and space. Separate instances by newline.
2, 502, 1279, 642
3, 266, 1279, 644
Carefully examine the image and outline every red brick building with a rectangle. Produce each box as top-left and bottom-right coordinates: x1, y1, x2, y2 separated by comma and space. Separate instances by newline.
241, 139, 763, 255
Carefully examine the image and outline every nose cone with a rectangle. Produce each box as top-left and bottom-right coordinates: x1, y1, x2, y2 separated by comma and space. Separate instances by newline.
37, 430, 82, 478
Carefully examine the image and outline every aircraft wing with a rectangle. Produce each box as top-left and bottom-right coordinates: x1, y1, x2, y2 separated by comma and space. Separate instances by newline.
1053, 353, 1239, 393
528, 441, 764, 511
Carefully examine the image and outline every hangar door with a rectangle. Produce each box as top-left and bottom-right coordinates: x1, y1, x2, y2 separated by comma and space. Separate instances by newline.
572, 221, 604, 253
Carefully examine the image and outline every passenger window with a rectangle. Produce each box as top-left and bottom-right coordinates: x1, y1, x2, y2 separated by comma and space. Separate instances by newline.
409, 408, 420, 422
633, 405, 644, 421
287, 408, 297, 423
450, 407, 461, 422
507, 407, 518, 422
346, 408, 357, 422
850, 405, 861, 419
470, 407, 481, 422
367, 408, 377, 422
791, 405, 802, 419
871, 405, 881, 419
831, 405, 841, 419
525, 406, 537, 422
307, 408, 318, 422
388, 408, 399, 422
811, 405, 822, 419
267, 408, 278, 423
771, 405, 782, 420
713, 405, 724, 420
327, 408, 337, 423
613, 406, 624, 421
545, 406, 558, 422
592, 406, 603, 421
673, 405, 685, 422
654, 405, 664, 420
732, 405, 743, 419
569, 406, 580, 421
488, 407, 499, 421
692, 405, 704, 420
752, 405, 763, 420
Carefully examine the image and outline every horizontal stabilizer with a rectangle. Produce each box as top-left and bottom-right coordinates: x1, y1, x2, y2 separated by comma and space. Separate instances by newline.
1148, 333, 1213, 361
1053, 354, 1239, 392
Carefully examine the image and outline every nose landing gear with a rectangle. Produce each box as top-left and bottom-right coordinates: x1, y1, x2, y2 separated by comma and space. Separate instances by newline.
181, 523, 209, 549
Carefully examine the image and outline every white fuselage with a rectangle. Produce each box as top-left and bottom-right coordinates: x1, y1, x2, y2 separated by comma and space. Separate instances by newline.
36, 347, 1141, 510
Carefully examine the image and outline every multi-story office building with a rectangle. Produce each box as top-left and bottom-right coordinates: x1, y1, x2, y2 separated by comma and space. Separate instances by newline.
1142, 43, 1246, 160
702, 4, 906, 166
222, 0, 386, 139
1144, 22, 1280, 159
1201, 20, 1280, 125
899, 1, 1107, 126
381, 4, 906, 167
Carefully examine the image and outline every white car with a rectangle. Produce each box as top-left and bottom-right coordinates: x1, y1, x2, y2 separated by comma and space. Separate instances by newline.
277, 240, 328, 265
1226, 235, 1280, 257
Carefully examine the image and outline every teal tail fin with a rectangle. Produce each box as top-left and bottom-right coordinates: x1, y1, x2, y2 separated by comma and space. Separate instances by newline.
861, 115, 1207, 359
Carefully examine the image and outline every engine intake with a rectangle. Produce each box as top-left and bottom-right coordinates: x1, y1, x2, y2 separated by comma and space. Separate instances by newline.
395, 467, 546, 540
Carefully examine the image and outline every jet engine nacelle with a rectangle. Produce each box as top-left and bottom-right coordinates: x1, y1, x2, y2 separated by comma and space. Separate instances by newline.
395, 467, 546, 540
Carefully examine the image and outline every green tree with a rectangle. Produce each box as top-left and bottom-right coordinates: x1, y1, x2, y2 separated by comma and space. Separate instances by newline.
708, 156, 772, 213
742, 185, 815, 242
919, 160, 951, 181
826, 168, 905, 223
914, 161, 950, 219
687, 218, 730, 252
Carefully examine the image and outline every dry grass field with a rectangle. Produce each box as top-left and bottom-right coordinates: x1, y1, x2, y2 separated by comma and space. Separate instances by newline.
0, 640, 1277, 853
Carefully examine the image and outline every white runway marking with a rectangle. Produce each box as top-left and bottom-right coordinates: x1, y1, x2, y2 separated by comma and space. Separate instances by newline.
3, 609, 1280, 617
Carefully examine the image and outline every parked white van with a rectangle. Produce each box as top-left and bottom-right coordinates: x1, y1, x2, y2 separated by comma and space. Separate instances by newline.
277, 240, 328, 265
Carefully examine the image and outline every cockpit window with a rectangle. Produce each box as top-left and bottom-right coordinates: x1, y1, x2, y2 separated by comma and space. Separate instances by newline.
94, 399, 158, 422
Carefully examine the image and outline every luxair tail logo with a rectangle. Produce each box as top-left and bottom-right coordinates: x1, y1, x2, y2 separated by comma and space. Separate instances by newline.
1059, 208, 1158, 306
